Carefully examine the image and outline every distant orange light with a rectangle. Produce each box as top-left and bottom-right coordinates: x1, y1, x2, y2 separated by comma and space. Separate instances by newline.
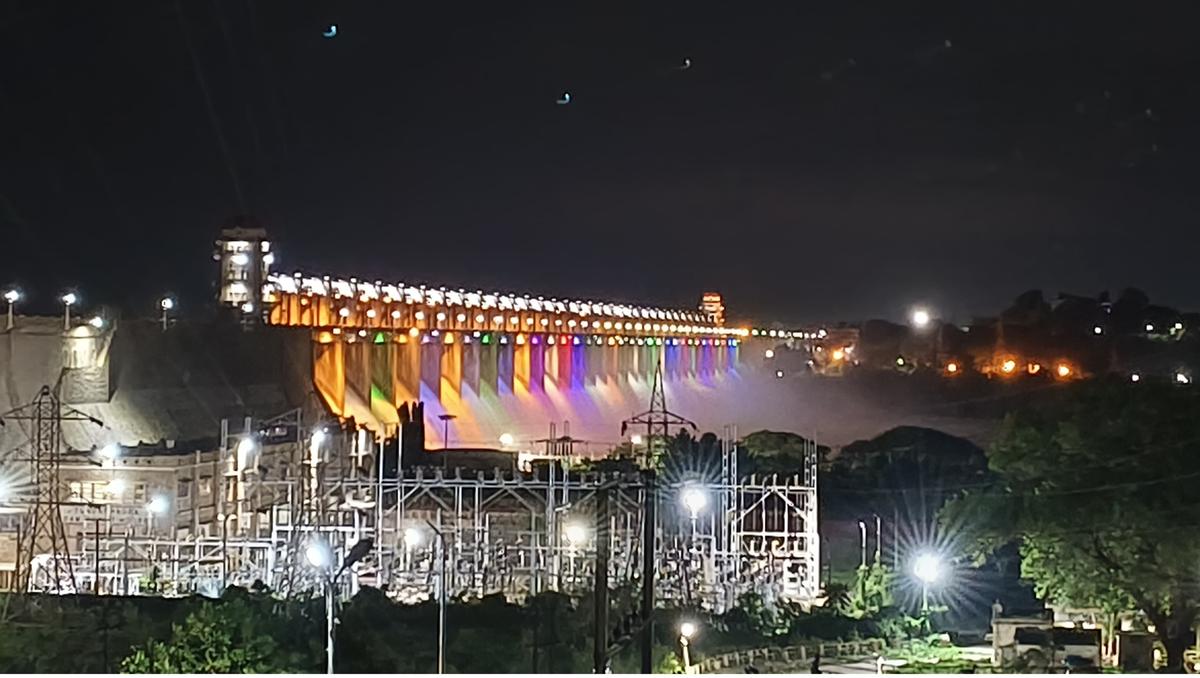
946, 362, 959, 374
832, 348, 846, 361
1056, 363, 1071, 378
1001, 359, 1017, 374
1028, 363, 1041, 375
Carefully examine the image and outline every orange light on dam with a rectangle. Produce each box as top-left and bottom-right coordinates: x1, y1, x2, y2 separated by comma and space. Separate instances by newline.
262, 272, 749, 341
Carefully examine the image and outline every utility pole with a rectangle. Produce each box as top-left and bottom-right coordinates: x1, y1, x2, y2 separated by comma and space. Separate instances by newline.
592, 487, 610, 674
640, 469, 656, 674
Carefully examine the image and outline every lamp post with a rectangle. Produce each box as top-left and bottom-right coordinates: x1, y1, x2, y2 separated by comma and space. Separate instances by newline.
436, 414, 457, 450
160, 297, 175, 331
62, 292, 77, 330
679, 621, 697, 673
4, 289, 19, 330
424, 520, 448, 674
145, 495, 169, 536
305, 541, 336, 675
305, 536, 374, 675
912, 553, 942, 613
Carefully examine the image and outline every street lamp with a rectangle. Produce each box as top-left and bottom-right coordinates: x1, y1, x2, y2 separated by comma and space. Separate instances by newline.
912, 552, 942, 612
304, 537, 374, 675
564, 522, 588, 547
424, 520, 448, 674
681, 486, 707, 520
436, 413, 457, 450
305, 539, 336, 675
160, 297, 175, 331
910, 308, 931, 329
236, 436, 258, 471
88, 315, 104, 329
146, 494, 169, 535
4, 289, 19, 330
61, 292, 77, 330
99, 443, 121, 465
679, 621, 697, 672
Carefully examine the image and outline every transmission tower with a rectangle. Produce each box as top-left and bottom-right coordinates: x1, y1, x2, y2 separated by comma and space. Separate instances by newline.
621, 361, 696, 466
1, 385, 103, 593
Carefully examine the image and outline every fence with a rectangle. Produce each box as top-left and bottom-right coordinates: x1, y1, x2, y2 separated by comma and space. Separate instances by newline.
698, 638, 887, 673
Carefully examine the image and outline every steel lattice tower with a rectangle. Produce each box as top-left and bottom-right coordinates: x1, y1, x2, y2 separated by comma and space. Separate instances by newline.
621, 361, 696, 465
4, 386, 102, 593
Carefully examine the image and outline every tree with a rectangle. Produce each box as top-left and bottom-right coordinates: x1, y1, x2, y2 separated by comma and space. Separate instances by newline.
942, 379, 1200, 671
121, 589, 320, 673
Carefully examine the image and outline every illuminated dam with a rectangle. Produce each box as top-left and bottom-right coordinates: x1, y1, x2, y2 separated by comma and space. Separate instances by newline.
265, 272, 753, 449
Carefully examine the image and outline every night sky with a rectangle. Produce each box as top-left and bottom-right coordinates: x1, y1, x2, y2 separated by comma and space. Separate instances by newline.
3, 2, 1198, 323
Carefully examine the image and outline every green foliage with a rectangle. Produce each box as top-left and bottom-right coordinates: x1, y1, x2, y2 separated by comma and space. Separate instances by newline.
740, 430, 827, 476
844, 564, 894, 618
120, 590, 320, 673
942, 380, 1200, 671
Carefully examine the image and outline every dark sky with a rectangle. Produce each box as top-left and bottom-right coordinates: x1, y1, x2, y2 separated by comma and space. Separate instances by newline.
3, 1, 1198, 323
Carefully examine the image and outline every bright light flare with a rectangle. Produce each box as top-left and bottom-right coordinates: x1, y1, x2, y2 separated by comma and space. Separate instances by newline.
764, 349, 775, 359
564, 522, 589, 546
305, 541, 332, 568
912, 553, 942, 584
630, 434, 643, 445
61, 292, 77, 306
946, 362, 959, 374
3, 290, 19, 304
160, 297, 175, 311
1000, 359, 1017, 374
681, 486, 708, 516
831, 348, 845, 362
146, 495, 169, 515
910, 308, 931, 328
99, 443, 120, 462
1055, 363, 1072, 378
403, 527, 423, 548
499, 432, 515, 447
679, 621, 697, 639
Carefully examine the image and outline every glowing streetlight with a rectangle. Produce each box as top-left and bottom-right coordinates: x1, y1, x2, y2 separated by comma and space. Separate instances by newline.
1177, 372, 1192, 385
305, 540, 333, 569
106, 478, 127, 497
146, 494, 169, 535
160, 296, 175, 331
774, 369, 785, 379
403, 527, 423, 548
99, 443, 121, 463
1092, 325, 1103, 335
764, 349, 775, 359
564, 522, 589, 547
912, 552, 943, 612
61, 292, 77, 330
1055, 363, 1072, 378
4, 289, 19, 330
946, 362, 959, 374
1000, 359, 1017, 374
499, 432, 514, 447
1145, 323, 1155, 333
1130, 373, 1141, 383
910, 308, 931, 329
679, 621, 698, 671
236, 436, 258, 471
146, 495, 169, 515
681, 486, 708, 519
88, 315, 104, 329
